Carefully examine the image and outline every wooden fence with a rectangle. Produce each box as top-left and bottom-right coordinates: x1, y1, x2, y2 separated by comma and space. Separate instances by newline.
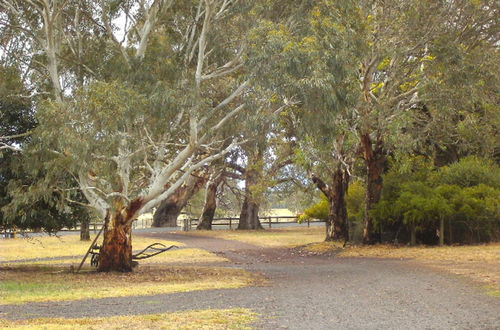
2, 216, 323, 237
182, 216, 324, 230
69, 215, 323, 233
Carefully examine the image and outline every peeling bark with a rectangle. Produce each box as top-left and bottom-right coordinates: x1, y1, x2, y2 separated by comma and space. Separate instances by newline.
98, 209, 133, 272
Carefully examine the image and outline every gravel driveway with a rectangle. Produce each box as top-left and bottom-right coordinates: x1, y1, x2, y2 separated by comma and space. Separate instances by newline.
1, 231, 499, 329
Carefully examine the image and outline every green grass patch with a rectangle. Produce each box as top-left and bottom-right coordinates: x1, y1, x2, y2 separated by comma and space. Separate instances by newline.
0, 265, 264, 305
486, 288, 500, 297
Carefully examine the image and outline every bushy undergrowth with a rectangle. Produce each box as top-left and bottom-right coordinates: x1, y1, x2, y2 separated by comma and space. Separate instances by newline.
301, 157, 499, 244
372, 156, 499, 244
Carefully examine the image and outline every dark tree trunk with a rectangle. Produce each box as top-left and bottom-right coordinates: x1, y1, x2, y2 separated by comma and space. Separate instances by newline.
238, 197, 263, 230
312, 168, 349, 242
325, 168, 349, 242
238, 148, 264, 230
361, 133, 386, 244
80, 218, 90, 241
98, 208, 134, 272
152, 176, 206, 227
410, 224, 417, 246
197, 174, 223, 230
152, 198, 183, 227
439, 217, 445, 246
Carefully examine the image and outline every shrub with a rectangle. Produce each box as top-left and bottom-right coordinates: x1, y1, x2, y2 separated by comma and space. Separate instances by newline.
436, 156, 500, 188
372, 157, 500, 244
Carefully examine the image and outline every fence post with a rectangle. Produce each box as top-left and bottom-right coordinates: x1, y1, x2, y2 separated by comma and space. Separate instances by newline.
269, 217, 272, 228
229, 218, 232, 229
308, 218, 310, 228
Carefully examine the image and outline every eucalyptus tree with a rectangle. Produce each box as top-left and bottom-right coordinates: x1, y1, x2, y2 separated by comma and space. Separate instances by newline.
291, 0, 499, 244
234, 125, 295, 230
3, 0, 261, 272
244, 0, 364, 240
0, 66, 35, 152
0, 64, 93, 235
416, 1, 499, 165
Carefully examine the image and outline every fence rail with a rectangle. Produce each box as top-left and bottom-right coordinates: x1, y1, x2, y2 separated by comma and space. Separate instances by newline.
184, 216, 323, 230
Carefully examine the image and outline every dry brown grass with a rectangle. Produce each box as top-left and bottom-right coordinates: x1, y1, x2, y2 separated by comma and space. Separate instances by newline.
0, 308, 257, 329
0, 264, 264, 305
2, 248, 227, 266
0, 235, 183, 261
184, 226, 325, 248
305, 242, 500, 294
0, 233, 227, 267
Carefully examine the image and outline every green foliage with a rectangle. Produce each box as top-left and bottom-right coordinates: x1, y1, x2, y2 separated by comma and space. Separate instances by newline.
436, 156, 500, 188
0, 66, 35, 140
372, 157, 500, 244
0, 65, 91, 232
298, 194, 329, 222
346, 181, 365, 222
299, 180, 366, 223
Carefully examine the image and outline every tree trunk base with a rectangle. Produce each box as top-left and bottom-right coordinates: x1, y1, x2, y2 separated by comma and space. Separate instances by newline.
98, 213, 133, 272
238, 198, 263, 230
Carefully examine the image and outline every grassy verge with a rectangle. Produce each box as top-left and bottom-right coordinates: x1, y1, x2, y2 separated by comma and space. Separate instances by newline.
184, 226, 324, 248
0, 265, 264, 305
2, 248, 227, 266
0, 308, 257, 329
0, 235, 183, 262
304, 242, 500, 295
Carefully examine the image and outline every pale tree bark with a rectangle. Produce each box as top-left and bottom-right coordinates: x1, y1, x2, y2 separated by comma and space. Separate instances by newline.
100, 0, 175, 63
94, 0, 246, 270
2, 0, 250, 272
41, 4, 63, 102
136, 0, 175, 60
2, 0, 64, 101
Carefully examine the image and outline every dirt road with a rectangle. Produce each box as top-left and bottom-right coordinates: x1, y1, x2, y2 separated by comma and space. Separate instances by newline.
1, 231, 499, 329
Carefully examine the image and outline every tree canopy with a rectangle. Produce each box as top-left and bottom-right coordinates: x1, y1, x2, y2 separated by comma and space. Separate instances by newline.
1, 0, 498, 271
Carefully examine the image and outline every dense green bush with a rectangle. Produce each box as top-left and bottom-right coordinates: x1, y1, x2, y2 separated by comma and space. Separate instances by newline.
298, 195, 329, 222
436, 156, 500, 188
372, 157, 499, 244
